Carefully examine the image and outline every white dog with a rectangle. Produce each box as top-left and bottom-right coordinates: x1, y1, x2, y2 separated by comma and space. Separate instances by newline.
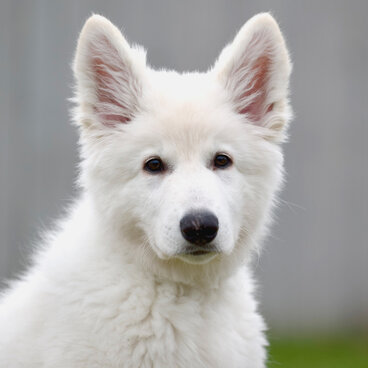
0, 13, 291, 367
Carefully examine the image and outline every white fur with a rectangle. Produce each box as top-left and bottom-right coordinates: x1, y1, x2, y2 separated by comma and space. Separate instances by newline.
0, 13, 291, 367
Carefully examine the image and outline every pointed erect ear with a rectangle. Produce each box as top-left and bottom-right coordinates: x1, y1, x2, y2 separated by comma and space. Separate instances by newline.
214, 13, 292, 139
73, 15, 146, 128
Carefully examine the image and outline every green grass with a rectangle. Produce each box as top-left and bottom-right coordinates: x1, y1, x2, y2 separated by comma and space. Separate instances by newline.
268, 337, 368, 368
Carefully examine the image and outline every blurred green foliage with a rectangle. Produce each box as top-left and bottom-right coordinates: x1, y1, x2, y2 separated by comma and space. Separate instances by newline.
268, 336, 368, 368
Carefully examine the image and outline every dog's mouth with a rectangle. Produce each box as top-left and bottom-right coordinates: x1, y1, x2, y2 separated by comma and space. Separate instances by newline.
187, 249, 212, 256
176, 246, 219, 265
182, 244, 218, 255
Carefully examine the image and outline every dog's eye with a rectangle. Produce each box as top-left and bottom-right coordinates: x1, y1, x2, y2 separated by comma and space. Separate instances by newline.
214, 154, 232, 169
144, 157, 165, 174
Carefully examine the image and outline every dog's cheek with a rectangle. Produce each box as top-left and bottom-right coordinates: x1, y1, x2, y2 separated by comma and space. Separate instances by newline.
125, 178, 170, 255
221, 179, 245, 253
152, 195, 184, 257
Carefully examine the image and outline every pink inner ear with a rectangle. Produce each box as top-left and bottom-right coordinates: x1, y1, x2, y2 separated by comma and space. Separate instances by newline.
238, 54, 273, 122
226, 29, 277, 124
89, 36, 136, 126
93, 58, 130, 125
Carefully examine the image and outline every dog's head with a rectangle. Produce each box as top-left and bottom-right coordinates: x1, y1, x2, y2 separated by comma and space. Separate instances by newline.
73, 14, 291, 282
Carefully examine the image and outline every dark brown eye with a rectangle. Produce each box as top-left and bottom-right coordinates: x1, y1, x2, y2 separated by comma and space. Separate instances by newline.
214, 154, 232, 169
144, 157, 165, 174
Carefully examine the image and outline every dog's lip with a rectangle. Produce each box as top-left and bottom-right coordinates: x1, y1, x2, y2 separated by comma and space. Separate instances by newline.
188, 250, 211, 256
186, 249, 217, 256
175, 250, 219, 265
180, 246, 219, 256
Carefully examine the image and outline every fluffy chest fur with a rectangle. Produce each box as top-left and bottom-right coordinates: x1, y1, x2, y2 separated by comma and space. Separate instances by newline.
46, 269, 265, 368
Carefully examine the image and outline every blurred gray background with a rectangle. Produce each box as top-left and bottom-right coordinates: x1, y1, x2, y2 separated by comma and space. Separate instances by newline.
1, 0, 367, 336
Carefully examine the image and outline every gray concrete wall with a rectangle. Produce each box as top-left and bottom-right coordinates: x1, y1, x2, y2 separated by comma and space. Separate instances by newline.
1, 0, 367, 334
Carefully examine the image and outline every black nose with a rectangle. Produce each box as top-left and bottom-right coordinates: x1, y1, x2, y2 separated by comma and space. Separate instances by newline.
180, 211, 219, 245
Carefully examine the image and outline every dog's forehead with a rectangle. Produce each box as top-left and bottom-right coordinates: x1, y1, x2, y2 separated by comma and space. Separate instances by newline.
143, 71, 235, 148
148, 70, 215, 98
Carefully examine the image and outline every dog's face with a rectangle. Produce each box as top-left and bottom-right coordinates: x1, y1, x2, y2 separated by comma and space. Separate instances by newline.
73, 14, 291, 273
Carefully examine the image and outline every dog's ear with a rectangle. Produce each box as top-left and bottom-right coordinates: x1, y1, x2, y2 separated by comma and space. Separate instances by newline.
73, 15, 146, 128
214, 13, 292, 140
